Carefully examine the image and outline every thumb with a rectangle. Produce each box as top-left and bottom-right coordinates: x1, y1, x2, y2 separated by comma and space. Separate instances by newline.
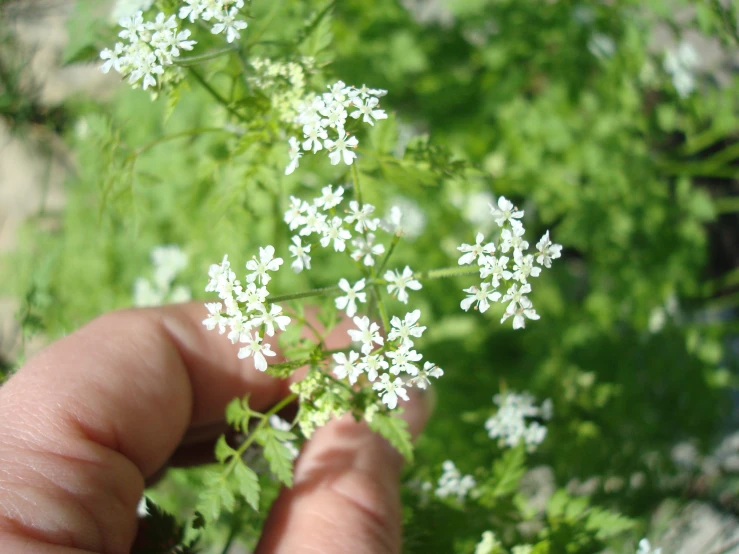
256, 388, 432, 554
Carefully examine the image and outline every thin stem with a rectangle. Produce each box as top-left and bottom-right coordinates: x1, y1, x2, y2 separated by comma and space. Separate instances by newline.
377, 234, 401, 274
133, 127, 230, 157
220, 522, 239, 554
270, 284, 341, 303
188, 67, 245, 121
415, 266, 480, 280
225, 393, 298, 476
350, 162, 363, 205
175, 47, 235, 66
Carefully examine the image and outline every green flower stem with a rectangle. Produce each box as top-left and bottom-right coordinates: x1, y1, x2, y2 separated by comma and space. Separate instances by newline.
377, 234, 401, 274
414, 266, 480, 280
132, 127, 231, 157
269, 266, 478, 305
351, 161, 363, 205
174, 47, 235, 66
188, 67, 246, 122
225, 392, 299, 476
270, 284, 341, 303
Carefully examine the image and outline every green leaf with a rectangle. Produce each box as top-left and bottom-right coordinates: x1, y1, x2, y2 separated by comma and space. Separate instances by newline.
226, 396, 252, 432
488, 444, 526, 498
214, 435, 235, 464
196, 469, 236, 523
585, 508, 635, 539
263, 432, 295, 487
297, 1, 335, 58
234, 461, 261, 511
367, 411, 414, 462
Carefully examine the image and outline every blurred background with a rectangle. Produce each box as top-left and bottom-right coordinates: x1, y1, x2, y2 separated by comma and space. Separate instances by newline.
1, 0, 738, 552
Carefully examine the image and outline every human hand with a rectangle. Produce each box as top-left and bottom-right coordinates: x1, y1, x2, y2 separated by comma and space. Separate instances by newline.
0, 303, 431, 553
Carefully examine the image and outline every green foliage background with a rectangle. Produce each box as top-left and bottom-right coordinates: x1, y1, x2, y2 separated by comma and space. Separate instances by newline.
2, 0, 739, 552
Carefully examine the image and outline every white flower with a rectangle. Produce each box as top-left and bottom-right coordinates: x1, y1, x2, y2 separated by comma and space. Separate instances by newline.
479, 255, 512, 288
253, 304, 291, 337
500, 297, 540, 329
333, 350, 362, 385
388, 309, 426, 346
150, 245, 188, 289
284, 195, 308, 230
474, 531, 501, 554
461, 283, 501, 313
211, 7, 247, 43
512, 251, 541, 283
350, 233, 385, 266
325, 129, 359, 166
348, 316, 384, 355
118, 11, 146, 41
246, 245, 283, 285
350, 84, 388, 99
485, 392, 550, 450
501, 282, 531, 312
386, 344, 423, 375
314, 184, 345, 210
350, 96, 388, 126
357, 354, 389, 382
227, 315, 254, 344
133, 278, 164, 307
299, 205, 328, 236
206, 254, 232, 289
335, 278, 367, 317
637, 539, 662, 554
372, 373, 409, 409
489, 196, 524, 227
319, 103, 348, 130
302, 123, 328, 153
285, 136, 302, 175
100, 43, 125, 73
203, 302, 227, 332
410, 361, 443, 389
664, 41, 699, 98
288, 236, 311, 273
458, 232, 496, 265
179, 0, 206, 22
380, 198, 427, 240
435, 460, 476, 502
384, 266, 422, 304
237, 331, 276, 371
344, 200, 378, 232
535, 230, 562, 268
237, 282, 269, 312
500, 225, 529, 254
320, 217, 352, 252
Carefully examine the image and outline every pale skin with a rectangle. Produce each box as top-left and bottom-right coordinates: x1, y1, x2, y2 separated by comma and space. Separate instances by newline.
0, 303, 430, 553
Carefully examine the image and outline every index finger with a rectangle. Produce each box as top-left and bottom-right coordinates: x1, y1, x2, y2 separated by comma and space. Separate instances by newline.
0, 302, 341, 553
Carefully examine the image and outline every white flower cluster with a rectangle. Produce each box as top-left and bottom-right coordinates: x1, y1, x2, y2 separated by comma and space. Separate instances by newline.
283, 186, 423, 312
133, 245, 192, 307
333, 309, 443, 409
664, 41, 699, 98
100, 1, 249, 91
458, 196, 562, 329
435, 460, 476, 502
485, 392, 553, 452
100, 11, 196, 90
637, 539, 662, 554
202, 248, 289, 372
474, 531, 502, 554
249, 57, 315, 124
285, 81, 388, 174
179, 0, 248, 43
